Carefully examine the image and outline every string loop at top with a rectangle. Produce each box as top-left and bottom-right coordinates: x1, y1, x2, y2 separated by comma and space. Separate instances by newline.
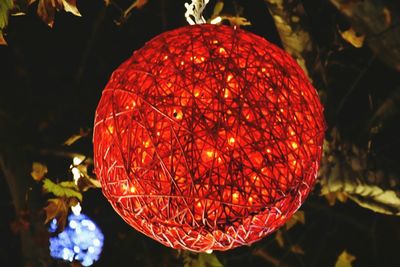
184, 0, 210, 25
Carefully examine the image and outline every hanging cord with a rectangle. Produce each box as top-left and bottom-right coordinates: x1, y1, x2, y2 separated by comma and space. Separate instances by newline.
184, 0, 210, 25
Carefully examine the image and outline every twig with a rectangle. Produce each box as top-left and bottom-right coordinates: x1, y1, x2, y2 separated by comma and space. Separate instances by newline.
253, 247, 292, 267
336, 55, 376, 116
264, 0, 327, 104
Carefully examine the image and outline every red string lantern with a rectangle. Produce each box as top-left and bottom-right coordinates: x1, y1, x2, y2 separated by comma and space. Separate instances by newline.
93, 24, 325, 252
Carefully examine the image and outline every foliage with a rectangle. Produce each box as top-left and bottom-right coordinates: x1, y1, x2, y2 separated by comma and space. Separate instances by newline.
42, 178, 82, 201
339, 28, 365, 48
0, 0, 13, 44
209, 0, 251, 26
182, 252, 223, 267
63, 128, 90, 146
44, 197, 75, 230
33, 0, 81, 27
335, 251, 356, 267
30, 162, 48, 182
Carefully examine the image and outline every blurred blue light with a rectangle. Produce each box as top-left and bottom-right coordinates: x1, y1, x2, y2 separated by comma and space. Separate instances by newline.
49, 213, 104, 266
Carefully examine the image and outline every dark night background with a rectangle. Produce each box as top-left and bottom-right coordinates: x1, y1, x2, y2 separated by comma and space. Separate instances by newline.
1, 0, 400, 266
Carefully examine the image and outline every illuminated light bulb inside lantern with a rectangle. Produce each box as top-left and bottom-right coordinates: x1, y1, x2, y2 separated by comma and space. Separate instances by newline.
130, 186, 136, 193
291, 142, 298, 149
163, 55, 168, 60
224, 88, 230, 98
107, 125, 114, 134
228, 137, 235, 145
143, 140, 151, 148
173, 109, 183, 120
93, 24, 325, 252
121, 183, 128, 193
190, 56, 206, 64
232, 192, 240, 203
205, 150, 215, 159
248, 196, 254, 204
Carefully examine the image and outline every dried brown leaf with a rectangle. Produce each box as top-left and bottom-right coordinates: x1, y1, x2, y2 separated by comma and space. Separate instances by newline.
44, 198, 69, 230
134, 0, 148, 9
71, 261, 83, 267
382, 7, 391, 27
275, 230, 285, 247
32, 0, 81, 27
290, 244, 305, 255
221, 15, 251, 26
63, 129, 90, 146
31, 162, 48, 181
285, 210, 305, 230
0, 33, 6, 45
77, 175, 102, 192
340, 28, 365, 48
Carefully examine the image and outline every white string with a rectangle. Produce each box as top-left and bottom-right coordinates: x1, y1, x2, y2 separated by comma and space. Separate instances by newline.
184, 0, 210, 25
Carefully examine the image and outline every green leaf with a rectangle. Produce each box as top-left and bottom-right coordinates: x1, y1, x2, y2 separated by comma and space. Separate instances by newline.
0, 0, 13, 29
183, 252, 223, 267
43, 178, 82, 201
0, 0, 14, 44
212, 1, 224, 17
196, 253, 223, 267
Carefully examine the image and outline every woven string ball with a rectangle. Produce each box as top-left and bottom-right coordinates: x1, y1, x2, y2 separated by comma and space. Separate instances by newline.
93, 24, 325, 252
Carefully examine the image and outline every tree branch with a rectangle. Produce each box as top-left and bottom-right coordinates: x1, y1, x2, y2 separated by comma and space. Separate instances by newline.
264, 0, 327, 100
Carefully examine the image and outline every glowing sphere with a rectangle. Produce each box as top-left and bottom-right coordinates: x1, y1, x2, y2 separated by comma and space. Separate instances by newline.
49, 213, 104, 266
93, 24, 325, 252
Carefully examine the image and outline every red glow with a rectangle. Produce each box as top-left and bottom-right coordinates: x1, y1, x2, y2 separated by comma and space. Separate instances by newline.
93, 24, 325, 252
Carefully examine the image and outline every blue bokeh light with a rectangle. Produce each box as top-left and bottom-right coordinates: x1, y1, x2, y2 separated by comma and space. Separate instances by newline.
49, 213, 104, 266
